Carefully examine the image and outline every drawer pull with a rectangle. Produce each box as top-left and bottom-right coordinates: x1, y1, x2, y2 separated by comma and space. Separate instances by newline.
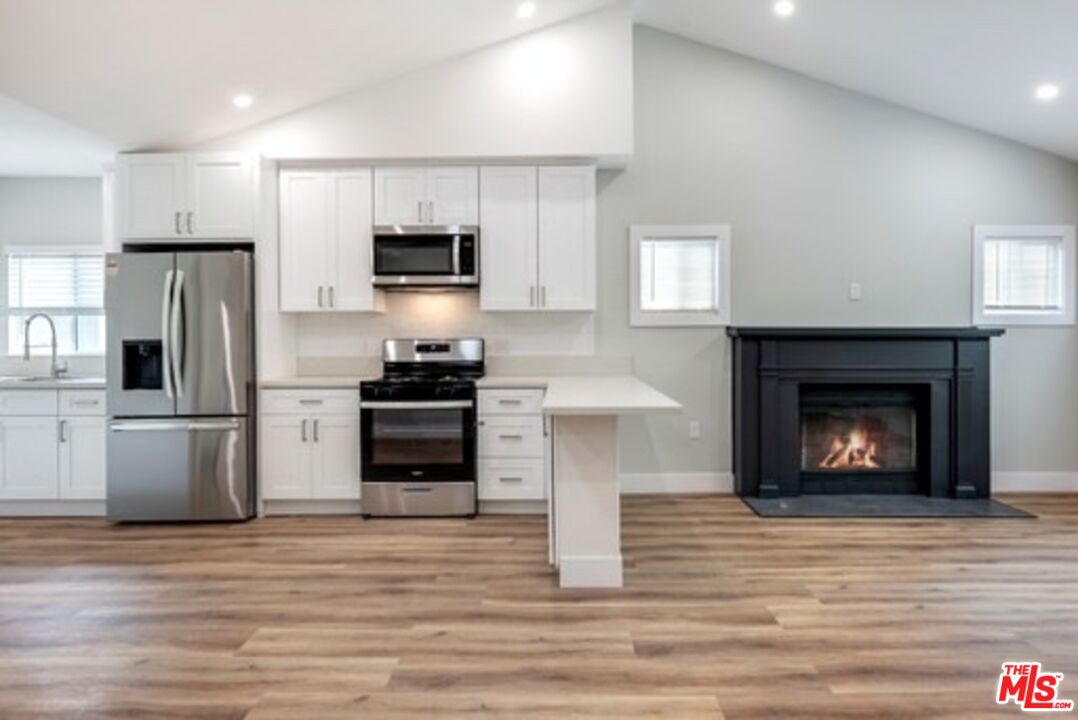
71, 400, 100, 406
498, 399, 523, 405
298, 399, 324, 406
498, 434, 525, 440
499, 476, 525, 483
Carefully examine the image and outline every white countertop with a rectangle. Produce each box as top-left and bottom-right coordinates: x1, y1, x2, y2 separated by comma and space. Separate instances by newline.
260, 376, 374, 389
262, 374, 680, 415
0, 376, 106, 390
541, 376, 681, 416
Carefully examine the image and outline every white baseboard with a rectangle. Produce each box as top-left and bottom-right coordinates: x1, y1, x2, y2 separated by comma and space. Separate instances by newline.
993, 472, 1078, 493
261, 500, 363, 516
0, 501, 106, 517
559, 553, 624, 588
619, 472, 733, 494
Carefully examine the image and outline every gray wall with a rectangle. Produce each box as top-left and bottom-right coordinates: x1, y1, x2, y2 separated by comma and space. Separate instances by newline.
604, 27, 1078, 476
0, 177, 103, 246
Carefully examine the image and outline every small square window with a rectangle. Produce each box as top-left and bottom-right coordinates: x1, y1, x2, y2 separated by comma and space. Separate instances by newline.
973, 226, 1075, 326
630, 225, 731, 327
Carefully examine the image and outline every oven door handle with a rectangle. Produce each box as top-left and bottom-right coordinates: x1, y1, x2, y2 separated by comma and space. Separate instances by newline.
360, 400, 473, 410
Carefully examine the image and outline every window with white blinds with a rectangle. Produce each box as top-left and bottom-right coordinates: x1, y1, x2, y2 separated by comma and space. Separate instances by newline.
974, 226, 1075, 326
631, 225, 732, 326
6, 250, 106, 355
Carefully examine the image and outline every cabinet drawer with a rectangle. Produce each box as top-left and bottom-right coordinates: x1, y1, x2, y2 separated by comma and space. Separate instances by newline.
261, 389, 359, 416
478, 389, 544, 415
0, 390, 58, 416
479, 459, 545, 501
478, 416, 543, 458
59, 390, 107, 416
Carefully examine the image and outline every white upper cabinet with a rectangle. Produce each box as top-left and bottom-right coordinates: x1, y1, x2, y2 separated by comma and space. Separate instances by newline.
374, 168, 426, 225
279, 171, 329, 312
186, 153, 254, 238
329, 171, 377, 311
115, 154, 186, 238
480, 165, 596, 312
480, 166, 538, 311
374, 167, 478, 226
538, 166, 596, 310
279, 169, 380, 313
116, 152, 254, 240
427, 167, 479, 225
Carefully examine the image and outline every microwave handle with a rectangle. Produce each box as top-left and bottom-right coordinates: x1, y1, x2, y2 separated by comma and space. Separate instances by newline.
452, 236, 461, 275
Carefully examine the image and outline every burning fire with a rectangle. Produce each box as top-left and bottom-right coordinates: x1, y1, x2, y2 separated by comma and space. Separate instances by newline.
819, 428, 880, 469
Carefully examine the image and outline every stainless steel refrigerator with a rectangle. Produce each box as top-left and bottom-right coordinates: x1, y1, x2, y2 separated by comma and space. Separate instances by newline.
105, 249, 256, 522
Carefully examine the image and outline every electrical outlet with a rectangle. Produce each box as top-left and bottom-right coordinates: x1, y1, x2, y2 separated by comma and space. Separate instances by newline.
689, 421, 701, 440
848, 282, 862, 301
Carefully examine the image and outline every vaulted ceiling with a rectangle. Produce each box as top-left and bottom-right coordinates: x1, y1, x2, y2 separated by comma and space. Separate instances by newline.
2, 0, 1077, 176
635, 0, 1078, 161
0, 0, 615, 174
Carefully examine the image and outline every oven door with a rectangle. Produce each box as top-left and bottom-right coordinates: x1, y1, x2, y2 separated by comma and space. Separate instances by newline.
360, 400, 476, 482
371, 228, 478, 286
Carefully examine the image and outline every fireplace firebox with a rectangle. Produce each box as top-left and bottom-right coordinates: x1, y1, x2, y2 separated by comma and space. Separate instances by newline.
728, 328, 1004, 499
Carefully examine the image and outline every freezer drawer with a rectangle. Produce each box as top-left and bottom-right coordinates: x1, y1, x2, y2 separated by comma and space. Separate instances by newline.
107, 417, 253, 522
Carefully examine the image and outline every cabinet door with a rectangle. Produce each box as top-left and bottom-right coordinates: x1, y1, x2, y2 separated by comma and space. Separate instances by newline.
58, 417, 106, 500
0, 417, 59, 500
538, 166, 596, 311
374, 168, 426, 225
186, 152, 254, 238
261, 415, 312, 499
115, 154, 186, 239
330, 170, 378, 311
311, 414, 361, 500
427, 167, 479, 226
479, 167, 538, 311
279, 171, 330, 312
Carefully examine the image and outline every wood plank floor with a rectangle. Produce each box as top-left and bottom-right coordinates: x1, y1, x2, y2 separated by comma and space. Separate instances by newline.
0, 494, 1076, 719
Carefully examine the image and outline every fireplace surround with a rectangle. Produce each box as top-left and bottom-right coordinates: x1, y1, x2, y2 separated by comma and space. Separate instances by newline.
728, 328, 1004, 499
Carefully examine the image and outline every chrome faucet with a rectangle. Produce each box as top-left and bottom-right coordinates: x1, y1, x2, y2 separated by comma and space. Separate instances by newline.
23, 313, 68, 379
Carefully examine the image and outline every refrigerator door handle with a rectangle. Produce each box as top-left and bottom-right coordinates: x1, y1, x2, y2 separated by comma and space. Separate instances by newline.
170, 269, 185, 399
161, 269, 175, 400
109, 420, 242, 433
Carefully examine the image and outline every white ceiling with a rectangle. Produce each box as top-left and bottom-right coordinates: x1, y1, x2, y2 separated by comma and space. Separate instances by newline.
0, 0, 614, 174
0, 93, 115, 176
3, 0, 1078, 176
634, 0, 1078, 161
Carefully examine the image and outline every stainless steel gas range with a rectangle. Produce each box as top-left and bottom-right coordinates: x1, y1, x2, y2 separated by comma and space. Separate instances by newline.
360, 338, 483, 517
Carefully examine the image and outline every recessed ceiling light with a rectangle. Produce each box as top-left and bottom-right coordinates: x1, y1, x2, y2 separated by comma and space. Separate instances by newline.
773, 0, 796, 18
517, 2, 537, 19
1034, 83, 1060, 103
232, 93, 253, 109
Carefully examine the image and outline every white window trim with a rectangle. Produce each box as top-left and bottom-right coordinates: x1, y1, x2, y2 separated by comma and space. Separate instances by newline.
3, 244, 107, 357
629, 224, 732, 327
972, 225, 1076, 327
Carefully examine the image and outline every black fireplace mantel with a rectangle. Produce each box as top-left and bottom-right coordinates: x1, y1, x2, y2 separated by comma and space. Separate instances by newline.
727, 327, 1005, 340
728, 327, 1004, 500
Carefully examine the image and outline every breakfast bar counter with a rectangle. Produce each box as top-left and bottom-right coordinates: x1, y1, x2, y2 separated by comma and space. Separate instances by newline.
542, 376, 681, 588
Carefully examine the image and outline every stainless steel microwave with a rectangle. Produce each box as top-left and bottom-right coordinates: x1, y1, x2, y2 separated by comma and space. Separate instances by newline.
372, 225, 479, 288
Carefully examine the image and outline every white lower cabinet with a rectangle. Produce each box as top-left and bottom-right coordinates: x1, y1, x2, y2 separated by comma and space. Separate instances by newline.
477, 389, 548, 502
260, 390, 361, 501
59, 417, 107, 500
0, 417, 60, 499
0, 390, 107, 503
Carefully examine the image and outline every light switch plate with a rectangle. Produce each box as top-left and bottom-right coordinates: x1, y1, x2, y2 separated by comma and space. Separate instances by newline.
848, 282, 862, 301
